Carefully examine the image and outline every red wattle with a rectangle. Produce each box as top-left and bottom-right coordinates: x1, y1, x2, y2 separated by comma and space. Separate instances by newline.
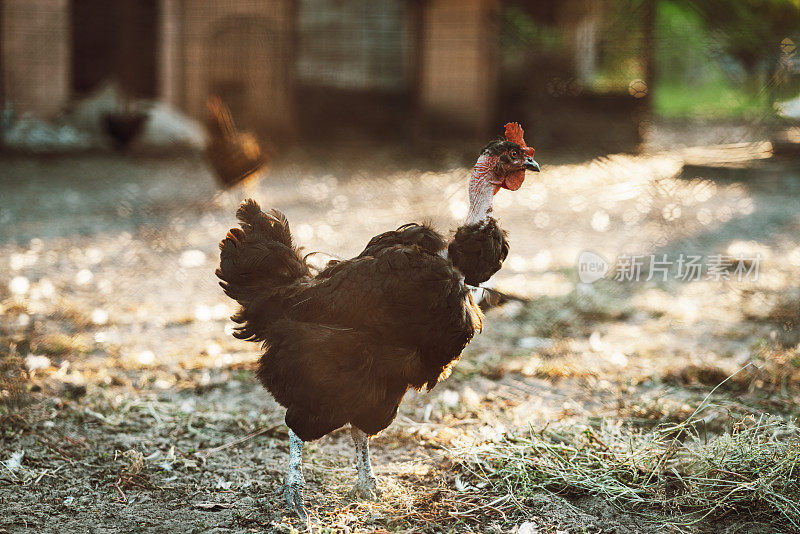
503, 169, 525, 191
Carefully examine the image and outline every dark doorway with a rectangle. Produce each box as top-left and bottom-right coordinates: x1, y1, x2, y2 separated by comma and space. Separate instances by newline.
71, 0, 159, 99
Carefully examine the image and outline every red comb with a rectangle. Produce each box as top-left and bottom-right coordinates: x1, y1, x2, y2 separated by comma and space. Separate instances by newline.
504, 122, 534, 155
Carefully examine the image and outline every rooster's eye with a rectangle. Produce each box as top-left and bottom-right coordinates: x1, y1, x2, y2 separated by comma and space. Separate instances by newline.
510, 149, 519, 158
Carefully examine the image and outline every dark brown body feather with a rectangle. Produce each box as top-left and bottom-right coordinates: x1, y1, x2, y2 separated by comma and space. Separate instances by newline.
217, 199, 508, 441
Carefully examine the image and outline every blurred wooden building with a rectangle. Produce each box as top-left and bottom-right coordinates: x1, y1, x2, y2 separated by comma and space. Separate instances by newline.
1, 0, 646, 148
1, 0, 500, 138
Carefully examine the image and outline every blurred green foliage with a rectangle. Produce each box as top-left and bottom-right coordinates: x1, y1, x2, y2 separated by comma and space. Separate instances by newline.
656, 0, 800, 118
674, 0, 800, 74
500, 0, 799, 119
654, 1, 774, 118
634, 0, 797, 118
654, 79, 770, 119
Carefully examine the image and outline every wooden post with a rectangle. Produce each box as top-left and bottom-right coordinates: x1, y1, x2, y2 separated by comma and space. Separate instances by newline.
1, 0, 70, 117
158, 0, 184, 108
641, 0, 656, 121
418, 0, 499, 138
574, 0, 600, 85
0, 0, 5, 111
407, 0, 426, 140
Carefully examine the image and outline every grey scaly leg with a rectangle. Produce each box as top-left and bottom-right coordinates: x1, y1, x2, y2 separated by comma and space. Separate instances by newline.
283, 429, 307, 519
350, 426, 381, 500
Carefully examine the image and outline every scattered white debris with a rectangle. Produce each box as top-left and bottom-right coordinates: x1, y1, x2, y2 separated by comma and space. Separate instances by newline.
198, 371, 211, 386
479, 424, 506, 442
194, 305, 212, 322
214, 353, 234, 368
531, 249, 552, 271
37, 279, 56, 299
517, 337, 555, 350
9, 252, 33, 271
215, 479, 233, 490
517, 522, 539, 534
154, 379, 172, 390
5, 450, 25, 471
440, 389, 461, 408
17, 313, 30, 327
735, 348, 752, 365
24, 355, 51, 371
211, 303, 229, 320
196, 303, 229, 322
91, 308, 109, 325
9, 276, 30, 295
206, 342, 222, 357
609, 351, 629, 366
137, 350, 156, 366
460, 387, 482, 410
97, 279, 113, 294
179, 249, 206, 268
591, 209, 610, 232
500, 300, 524, 319
589, 331, 606, 352
179, 399, 196, 414
295, 223, 314, 241
85, 247, 104, 264
75, 269, 94, 286
726, 240, 771, 261
454, 475, 469, 492
507, 254, 528, 273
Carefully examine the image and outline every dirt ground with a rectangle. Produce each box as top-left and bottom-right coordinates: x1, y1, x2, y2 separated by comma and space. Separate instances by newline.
2, 122, 800, 533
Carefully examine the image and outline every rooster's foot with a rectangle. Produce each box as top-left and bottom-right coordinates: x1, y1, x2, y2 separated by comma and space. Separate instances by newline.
280, 480, 307, 520
279, 429, 308, 520
349, 476, 382, 501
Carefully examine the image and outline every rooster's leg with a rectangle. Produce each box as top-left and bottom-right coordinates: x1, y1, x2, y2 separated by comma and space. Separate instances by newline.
282, 429, 307, 519
350, 426, 382, 500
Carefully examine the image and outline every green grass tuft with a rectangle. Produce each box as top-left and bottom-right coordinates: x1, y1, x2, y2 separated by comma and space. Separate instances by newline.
458, 413, 800, 529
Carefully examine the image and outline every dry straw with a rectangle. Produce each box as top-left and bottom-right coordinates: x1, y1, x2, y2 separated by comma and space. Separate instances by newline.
457, 365, 800, 530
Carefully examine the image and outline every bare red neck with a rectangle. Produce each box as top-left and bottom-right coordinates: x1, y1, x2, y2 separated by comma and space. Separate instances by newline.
465, 154, 498, 226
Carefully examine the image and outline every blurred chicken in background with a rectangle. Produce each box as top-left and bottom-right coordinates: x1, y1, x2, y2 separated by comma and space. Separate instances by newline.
205, 96, 269, 189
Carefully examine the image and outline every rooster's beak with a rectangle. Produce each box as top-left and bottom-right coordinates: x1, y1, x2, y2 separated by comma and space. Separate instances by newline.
524, 157, 540, 172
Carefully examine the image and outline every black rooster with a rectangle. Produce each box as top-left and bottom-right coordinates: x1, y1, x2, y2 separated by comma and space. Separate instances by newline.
216, 123, 539, 518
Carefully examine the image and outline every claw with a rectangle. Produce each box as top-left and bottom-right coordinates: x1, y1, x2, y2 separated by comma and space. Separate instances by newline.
283, 482, 307, 520
349, 476, 382, 501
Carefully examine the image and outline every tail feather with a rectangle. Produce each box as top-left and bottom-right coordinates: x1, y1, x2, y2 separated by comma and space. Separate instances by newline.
216, 199, 310, 342
236, 199, 294, 249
